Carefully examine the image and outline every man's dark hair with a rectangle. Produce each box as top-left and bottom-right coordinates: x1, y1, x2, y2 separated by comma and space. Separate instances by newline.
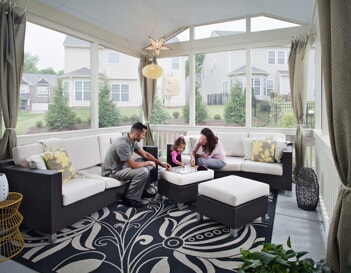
131, 121, 147, 133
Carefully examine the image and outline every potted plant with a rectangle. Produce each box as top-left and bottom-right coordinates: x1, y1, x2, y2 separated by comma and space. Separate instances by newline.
238, 237, 330, 273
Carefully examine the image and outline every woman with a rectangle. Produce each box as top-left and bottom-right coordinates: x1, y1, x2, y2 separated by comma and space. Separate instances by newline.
190, 128, 226, 169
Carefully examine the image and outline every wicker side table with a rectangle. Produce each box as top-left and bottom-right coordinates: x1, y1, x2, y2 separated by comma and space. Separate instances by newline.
0, 192, 25, 262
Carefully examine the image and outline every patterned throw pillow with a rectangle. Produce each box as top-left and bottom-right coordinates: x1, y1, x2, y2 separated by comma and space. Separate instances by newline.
43, 148, 75, 183
250, 140, 276, 163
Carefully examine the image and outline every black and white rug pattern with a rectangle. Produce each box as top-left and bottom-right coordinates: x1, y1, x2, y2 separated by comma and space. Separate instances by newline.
15, 194, 276, 273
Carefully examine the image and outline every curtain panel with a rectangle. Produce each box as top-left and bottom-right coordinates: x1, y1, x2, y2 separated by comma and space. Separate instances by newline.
0, 4, 26, 160
318, 1, 351, 272
139, 55, 157, 146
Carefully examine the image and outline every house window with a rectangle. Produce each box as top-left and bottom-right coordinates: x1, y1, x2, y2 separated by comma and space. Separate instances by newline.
112, 84, 129, 102
267, 79, 274, 96
108, 51, 119, 64
278, 51, 285, 64
236, 77, 244, 90
252, 77, 261, 95
20, 85, 29, 94
268, 50, 275, 64
222, 81, 228, 94
63, 81, 70, 99
37, 85, 49, 96
75, 81, 90, 101
172, 57, 179, 70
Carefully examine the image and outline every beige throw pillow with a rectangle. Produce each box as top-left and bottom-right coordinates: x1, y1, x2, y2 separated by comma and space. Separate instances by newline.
43, 148, 75, 183
251, 140, 276, 163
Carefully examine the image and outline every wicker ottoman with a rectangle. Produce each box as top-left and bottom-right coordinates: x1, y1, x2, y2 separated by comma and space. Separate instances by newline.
197, 175, 270, 237
158, 168, 214, 209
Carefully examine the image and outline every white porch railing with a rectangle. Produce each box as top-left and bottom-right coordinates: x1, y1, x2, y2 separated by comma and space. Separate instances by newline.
16, 125, 336, 234
313, 132, 340, 235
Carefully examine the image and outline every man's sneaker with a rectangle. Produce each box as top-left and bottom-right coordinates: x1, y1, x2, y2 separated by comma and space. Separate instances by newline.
121, 198, 145, 208
142, 190, 156, 198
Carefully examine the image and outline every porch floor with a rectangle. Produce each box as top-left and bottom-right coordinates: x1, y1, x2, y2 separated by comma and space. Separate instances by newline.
0, 184, 327, 272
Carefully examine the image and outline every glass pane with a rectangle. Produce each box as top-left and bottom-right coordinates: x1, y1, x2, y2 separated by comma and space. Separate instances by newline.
21, 23, 92, 134
198, 50, 246, 127
97, 47, 141, 128
251, 46, 315, 128
251, 16, 300, 32
195, 19, 246, 39
153, 56, 188, 126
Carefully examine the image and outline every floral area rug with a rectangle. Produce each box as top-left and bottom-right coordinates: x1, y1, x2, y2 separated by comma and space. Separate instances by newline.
14, 192, 277, 273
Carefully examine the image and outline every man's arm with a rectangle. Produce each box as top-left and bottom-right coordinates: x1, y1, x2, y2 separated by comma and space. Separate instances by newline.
137, 149, 171, 170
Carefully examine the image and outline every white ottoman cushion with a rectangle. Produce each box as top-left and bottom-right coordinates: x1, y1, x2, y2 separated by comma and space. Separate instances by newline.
198, 175, 270, 206
159, 169, 214, 186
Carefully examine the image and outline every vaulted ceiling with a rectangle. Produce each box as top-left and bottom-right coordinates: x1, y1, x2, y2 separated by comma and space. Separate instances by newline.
18, 0, 316, 57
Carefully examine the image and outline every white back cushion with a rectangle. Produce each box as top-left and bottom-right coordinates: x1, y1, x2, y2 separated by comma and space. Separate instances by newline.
64, 136, 100, 170
12, 143, 44, 167
217, 132, 248, 157
97, 132, 123, 163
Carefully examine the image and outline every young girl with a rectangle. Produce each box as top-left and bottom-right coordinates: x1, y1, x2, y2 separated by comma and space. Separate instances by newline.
170, 136, 186, 168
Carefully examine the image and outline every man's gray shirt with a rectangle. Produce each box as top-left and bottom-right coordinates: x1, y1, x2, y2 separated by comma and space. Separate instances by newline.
102, 134, 141, 176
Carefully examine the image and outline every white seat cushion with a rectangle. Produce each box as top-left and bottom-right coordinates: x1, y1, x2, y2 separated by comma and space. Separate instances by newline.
78, 165, 128, 189
198, 175, 270, 206
216, 157, 246, 171
241, 160, 283, 176
62, 177, 105, 206
159, 169, 214, 186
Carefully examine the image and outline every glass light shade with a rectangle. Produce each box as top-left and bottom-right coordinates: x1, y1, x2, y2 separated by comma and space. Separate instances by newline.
142, 63, 163, 79
0, 173, 9, 202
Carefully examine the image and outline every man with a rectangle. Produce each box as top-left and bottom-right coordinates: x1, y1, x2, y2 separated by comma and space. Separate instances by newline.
102, 122, 171, 208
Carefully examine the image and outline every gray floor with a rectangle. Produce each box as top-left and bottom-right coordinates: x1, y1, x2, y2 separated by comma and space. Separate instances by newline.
0, 185, 327, 272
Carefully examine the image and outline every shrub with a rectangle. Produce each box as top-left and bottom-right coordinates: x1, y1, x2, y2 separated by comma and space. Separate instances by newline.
213, 114, 221, 120
173, 111, 180, 119
36, 120, 43, 128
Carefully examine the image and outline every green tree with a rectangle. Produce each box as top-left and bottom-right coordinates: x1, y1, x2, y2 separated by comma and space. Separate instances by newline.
224, 85, 245, 125
98, 80, 122, 128
182, 87, 208, 123
150, 98, 169, 124
38, 67, 57, 75
46, 79, 76, 130
268, 92, 284, 127
23, 52, 39, 73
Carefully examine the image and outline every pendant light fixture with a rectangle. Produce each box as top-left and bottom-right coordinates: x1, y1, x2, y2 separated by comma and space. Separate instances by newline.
142, 36, 171, 79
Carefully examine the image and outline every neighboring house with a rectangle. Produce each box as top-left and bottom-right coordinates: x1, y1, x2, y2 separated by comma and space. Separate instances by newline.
200, 33, 315, 104
62, 36, 142, 108
20, 73, 58, 111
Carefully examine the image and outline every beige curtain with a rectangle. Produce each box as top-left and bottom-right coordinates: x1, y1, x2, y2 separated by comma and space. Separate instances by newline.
139, 55, 157, 146
0, 4, 26, 160
288, 37, 310, 178
318, 1, 351, 272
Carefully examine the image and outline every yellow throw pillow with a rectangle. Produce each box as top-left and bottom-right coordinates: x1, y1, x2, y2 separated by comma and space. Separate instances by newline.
251, 140, 275, 163
43, 148, 75, 183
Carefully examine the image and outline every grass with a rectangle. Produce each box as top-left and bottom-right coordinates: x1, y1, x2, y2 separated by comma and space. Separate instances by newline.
10, 103, 288, 136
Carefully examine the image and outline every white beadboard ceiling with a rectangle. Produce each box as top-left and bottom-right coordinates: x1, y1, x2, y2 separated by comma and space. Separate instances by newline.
17, 0, 315, 57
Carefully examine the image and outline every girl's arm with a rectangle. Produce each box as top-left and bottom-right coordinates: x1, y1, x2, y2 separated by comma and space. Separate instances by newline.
171, 150, 183, 166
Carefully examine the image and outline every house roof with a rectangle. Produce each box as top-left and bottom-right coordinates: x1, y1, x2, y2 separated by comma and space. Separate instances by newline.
61, 67, 105, 78
22, 73, 58, 86
229, 65, 269, 76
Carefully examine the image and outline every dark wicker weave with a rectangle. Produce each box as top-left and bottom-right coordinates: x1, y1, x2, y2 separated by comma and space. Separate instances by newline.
296, 167, 319, 211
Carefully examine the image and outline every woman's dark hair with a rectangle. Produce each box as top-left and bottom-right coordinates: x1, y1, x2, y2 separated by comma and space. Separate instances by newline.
200, 128, 218, 154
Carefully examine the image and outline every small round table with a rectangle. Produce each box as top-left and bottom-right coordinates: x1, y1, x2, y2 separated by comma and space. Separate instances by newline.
0, 192, 25, 262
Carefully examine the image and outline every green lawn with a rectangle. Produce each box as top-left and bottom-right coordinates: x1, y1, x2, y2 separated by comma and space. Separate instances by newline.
11, 102, 296, 136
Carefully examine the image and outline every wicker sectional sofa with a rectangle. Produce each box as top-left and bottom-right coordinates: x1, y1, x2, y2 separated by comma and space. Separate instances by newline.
0, 133, 158, 243
177, 131, 293, 192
